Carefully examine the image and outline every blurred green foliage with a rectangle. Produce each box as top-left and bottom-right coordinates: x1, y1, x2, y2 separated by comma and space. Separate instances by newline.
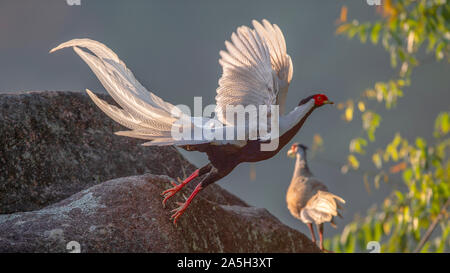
328, 0, 450, 253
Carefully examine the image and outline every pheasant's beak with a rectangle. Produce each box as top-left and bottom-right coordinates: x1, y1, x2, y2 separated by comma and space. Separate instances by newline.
287, 147, 297, 158
323, 100, 334, 105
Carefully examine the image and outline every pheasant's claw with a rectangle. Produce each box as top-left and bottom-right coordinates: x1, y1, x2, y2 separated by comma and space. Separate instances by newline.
161, 184, 184, 206
320, 247, 334, 253
161, 182, 179, 196
160, 169, 200, 207
170, 202, 186, 213
161, 186, 181, 206
167, 182, 203, 225
161, 189, 171, 196
170, 203, 188, 225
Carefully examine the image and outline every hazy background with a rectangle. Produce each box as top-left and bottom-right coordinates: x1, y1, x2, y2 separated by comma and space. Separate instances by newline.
1, 0, 449, 238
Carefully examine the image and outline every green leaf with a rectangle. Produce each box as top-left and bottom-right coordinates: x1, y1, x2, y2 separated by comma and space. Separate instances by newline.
398, 48, 406, 62
350, 137, 368, 154
358, 25, 368, 43
347, 23, 359, 39
372, 152, 383, 169
435, 42, 445, 60
348, 154, 360, 170
395, 190, 404, 203
434, 112, 450, 138
362, 111, 382, 141
390, 48, 398, 67
371, 23, 382, 44
345, 233, 356, 253
416, 138, 426, 150
403, 168, 413, 183
374, 222, 383, 241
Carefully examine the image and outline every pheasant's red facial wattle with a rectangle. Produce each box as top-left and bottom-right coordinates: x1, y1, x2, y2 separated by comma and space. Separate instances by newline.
313, 94, 333, 106
287, 143, 298, 158
291, 144, 298, 153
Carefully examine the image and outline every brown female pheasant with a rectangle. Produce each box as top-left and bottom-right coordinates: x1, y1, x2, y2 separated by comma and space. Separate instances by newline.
287, 143, 345, 252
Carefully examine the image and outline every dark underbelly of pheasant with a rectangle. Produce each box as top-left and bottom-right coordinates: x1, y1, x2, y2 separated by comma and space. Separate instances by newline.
182, 139, 282, 171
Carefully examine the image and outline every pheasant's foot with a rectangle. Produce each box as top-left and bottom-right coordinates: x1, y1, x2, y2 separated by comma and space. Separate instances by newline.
320, 247, 334, 253
162, 183, 184, 206
161, 169, 200, 206
170, 182, 203, 225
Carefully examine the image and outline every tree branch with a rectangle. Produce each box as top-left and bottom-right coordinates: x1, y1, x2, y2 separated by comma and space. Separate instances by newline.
414, 198, 450, 253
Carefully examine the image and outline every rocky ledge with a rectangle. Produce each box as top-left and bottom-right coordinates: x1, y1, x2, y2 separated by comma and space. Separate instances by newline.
0, 174, 319, 252
0, 91, 319, 252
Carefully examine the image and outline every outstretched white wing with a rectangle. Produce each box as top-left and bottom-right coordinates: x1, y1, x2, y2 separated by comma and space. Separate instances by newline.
215, 19, 293, 126
253, 20, 293, 114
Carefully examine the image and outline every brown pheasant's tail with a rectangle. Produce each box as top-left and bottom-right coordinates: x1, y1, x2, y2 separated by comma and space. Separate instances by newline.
300, 191, 346, 228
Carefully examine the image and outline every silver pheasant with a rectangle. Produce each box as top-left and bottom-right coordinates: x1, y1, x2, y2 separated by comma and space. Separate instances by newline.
286, 143, 345, 252
50, 20, 334, 224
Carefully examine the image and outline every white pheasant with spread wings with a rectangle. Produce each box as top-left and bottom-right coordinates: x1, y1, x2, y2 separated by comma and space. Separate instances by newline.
50, 19, 312, 147
51, 19, 333, 224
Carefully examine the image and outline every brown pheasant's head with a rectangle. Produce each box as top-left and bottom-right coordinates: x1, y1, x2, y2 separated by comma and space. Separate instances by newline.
287, 143, 308, 158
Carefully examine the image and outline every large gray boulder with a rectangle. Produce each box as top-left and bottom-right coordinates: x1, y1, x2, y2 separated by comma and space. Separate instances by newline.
0, 174, 319, 253
0, 91, 194, 214
0, 91, 319, 253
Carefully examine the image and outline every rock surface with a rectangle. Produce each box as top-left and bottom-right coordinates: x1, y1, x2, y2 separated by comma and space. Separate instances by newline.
0, 91, 194, 214
0, 174, 320, 253
0, 91, 319, 253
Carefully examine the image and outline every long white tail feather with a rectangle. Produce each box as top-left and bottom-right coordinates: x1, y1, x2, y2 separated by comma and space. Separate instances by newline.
115, 130, 177, 140
50, 39, 209, 146
51, 39, 177, 115
142, 139, 211, 146
85, 89, 147, 130
86, 89, 181, 134
73, 46, 176, 123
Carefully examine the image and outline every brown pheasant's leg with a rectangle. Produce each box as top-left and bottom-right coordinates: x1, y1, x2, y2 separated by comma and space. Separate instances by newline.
318, 223, 333, 253
161, 164, 211, 206
307, 223, 316, 244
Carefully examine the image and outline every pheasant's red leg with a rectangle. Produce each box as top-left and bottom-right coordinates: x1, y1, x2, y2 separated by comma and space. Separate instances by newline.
171, 182, 203, 225
318, 223, 334, 253
161, 169, 199, 206
307, 223, 316, 244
